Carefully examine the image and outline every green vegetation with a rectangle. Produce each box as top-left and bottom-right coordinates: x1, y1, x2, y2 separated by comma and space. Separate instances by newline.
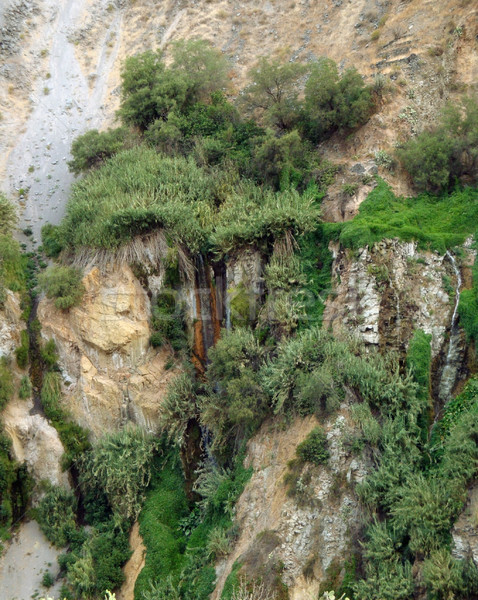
36, 484, 77, 547
34, 37, 478, 600
397, 96, 478, 192
68, 127, 131, 175
295, 427, 329, 465
459, 258, 478, 349
135, 446, 251, 600
326, 179, 478, 253
38, 265, 85, 310
15, 329, 29, 369
303, 57, 374, 142
0, 193, 17, 235
18, 375, 32, 399
150, 291, 187, 352
79, 427, 156, 523
41, 371, 90, 469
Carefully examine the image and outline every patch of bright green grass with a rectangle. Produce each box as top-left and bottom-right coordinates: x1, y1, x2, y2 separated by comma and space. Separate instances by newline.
325, 179, 478, 253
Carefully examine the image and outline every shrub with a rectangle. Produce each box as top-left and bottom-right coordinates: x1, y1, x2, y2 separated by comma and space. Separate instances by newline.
42, 571, 55, 588
80, 427, 156, 523
423, 549, 478, 600
296, 427, 329, 465
36, 484, 77, 547
0, 193, 17, 234
19, 375, 32, 399
303, 58, 374, 142
117, 41, 228, 130
0, 357, 14, 411
68, 127, 129, 174
150, 292, 187, 352
159, 371, 198, 445
15, 329, 29, 369
39, 265, 84, 310
41, 224, 63, 258
240, 58, 306, 129
203, 329, 268, 451
396, 96, 478, 192
41, 339, 59, 370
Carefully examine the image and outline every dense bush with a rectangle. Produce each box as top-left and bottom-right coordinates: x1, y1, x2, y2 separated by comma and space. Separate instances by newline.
0, 357, 14, 411
150, 291, 187, 351
15, 329, 29, 369
0, 193, 16, 234
41, 371, 91, 467
296, 427, 329, 465
39, 265, 85, 310
203, 329, 268, 452
36, 484, 77, 547
79, 427, 156, 523
396, 96, 478, 192
117, 40, 229, 130
240, 58, 306, 130
303, 58, 374, 142
68, 127, 130, 175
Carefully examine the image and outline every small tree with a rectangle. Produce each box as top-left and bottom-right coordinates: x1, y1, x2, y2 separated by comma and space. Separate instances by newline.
170, 39, 229, 107
240, 57, 307, 129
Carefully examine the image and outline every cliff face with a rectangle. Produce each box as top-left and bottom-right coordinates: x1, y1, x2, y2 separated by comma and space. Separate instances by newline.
0, 292, 69, 489
1, 0, 477, 597
37, 263, 178, 437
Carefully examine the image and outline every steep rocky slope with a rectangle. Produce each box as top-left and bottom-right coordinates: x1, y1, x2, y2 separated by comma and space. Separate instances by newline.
0, 1, 477, 599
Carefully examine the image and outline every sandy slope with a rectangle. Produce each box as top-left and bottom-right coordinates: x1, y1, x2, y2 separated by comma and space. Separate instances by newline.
0, 520, 63, 600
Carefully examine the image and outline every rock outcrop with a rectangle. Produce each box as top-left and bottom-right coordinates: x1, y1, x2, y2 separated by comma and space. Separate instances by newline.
324, 239, 474, 359
38, 263, 177, 437
3, 396, 70, 489
213, 405, 368, 600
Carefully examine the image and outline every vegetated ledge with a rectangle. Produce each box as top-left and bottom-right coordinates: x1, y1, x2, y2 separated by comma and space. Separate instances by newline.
324, 178, 478, 253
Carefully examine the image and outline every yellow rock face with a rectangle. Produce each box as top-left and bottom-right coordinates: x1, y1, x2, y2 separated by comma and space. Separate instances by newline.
38, 263, 178, 437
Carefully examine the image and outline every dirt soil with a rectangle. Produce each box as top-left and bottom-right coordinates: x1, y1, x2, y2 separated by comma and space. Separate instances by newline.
0, 520, 64, 600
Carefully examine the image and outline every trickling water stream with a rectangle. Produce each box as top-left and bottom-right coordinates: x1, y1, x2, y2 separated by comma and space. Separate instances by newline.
438, 250, 463, 402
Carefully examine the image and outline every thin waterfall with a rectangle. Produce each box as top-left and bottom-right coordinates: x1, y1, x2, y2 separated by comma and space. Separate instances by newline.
438, 250, 463, 402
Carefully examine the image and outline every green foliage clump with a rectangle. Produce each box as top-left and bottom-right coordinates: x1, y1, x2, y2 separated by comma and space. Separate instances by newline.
0, 357, 14, 411
0, 223, 26, 305
36, 484, 77, 547
327, 179, 478, 253
150, 291, 187, 352
80, 427, 156, 523
203, 329, 268, 452
0, 193, 17, 234
240, 57, 306, 130
41, 224, 64, 258
15, 329, 29, 369
423, 549, 478, 600
396, 96, 478, 192
211, 184, 320, 255
18, 375, 32, 400
39, 265, 85, 310
41, 372, 91, 468
459, 258, 478, 350
159, 370, 198, 445
68, 127, 130, 175
118, 40, 229, 131
406, 329, 432, 441
303, 58, 374, 142
296, 427, 329, 465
